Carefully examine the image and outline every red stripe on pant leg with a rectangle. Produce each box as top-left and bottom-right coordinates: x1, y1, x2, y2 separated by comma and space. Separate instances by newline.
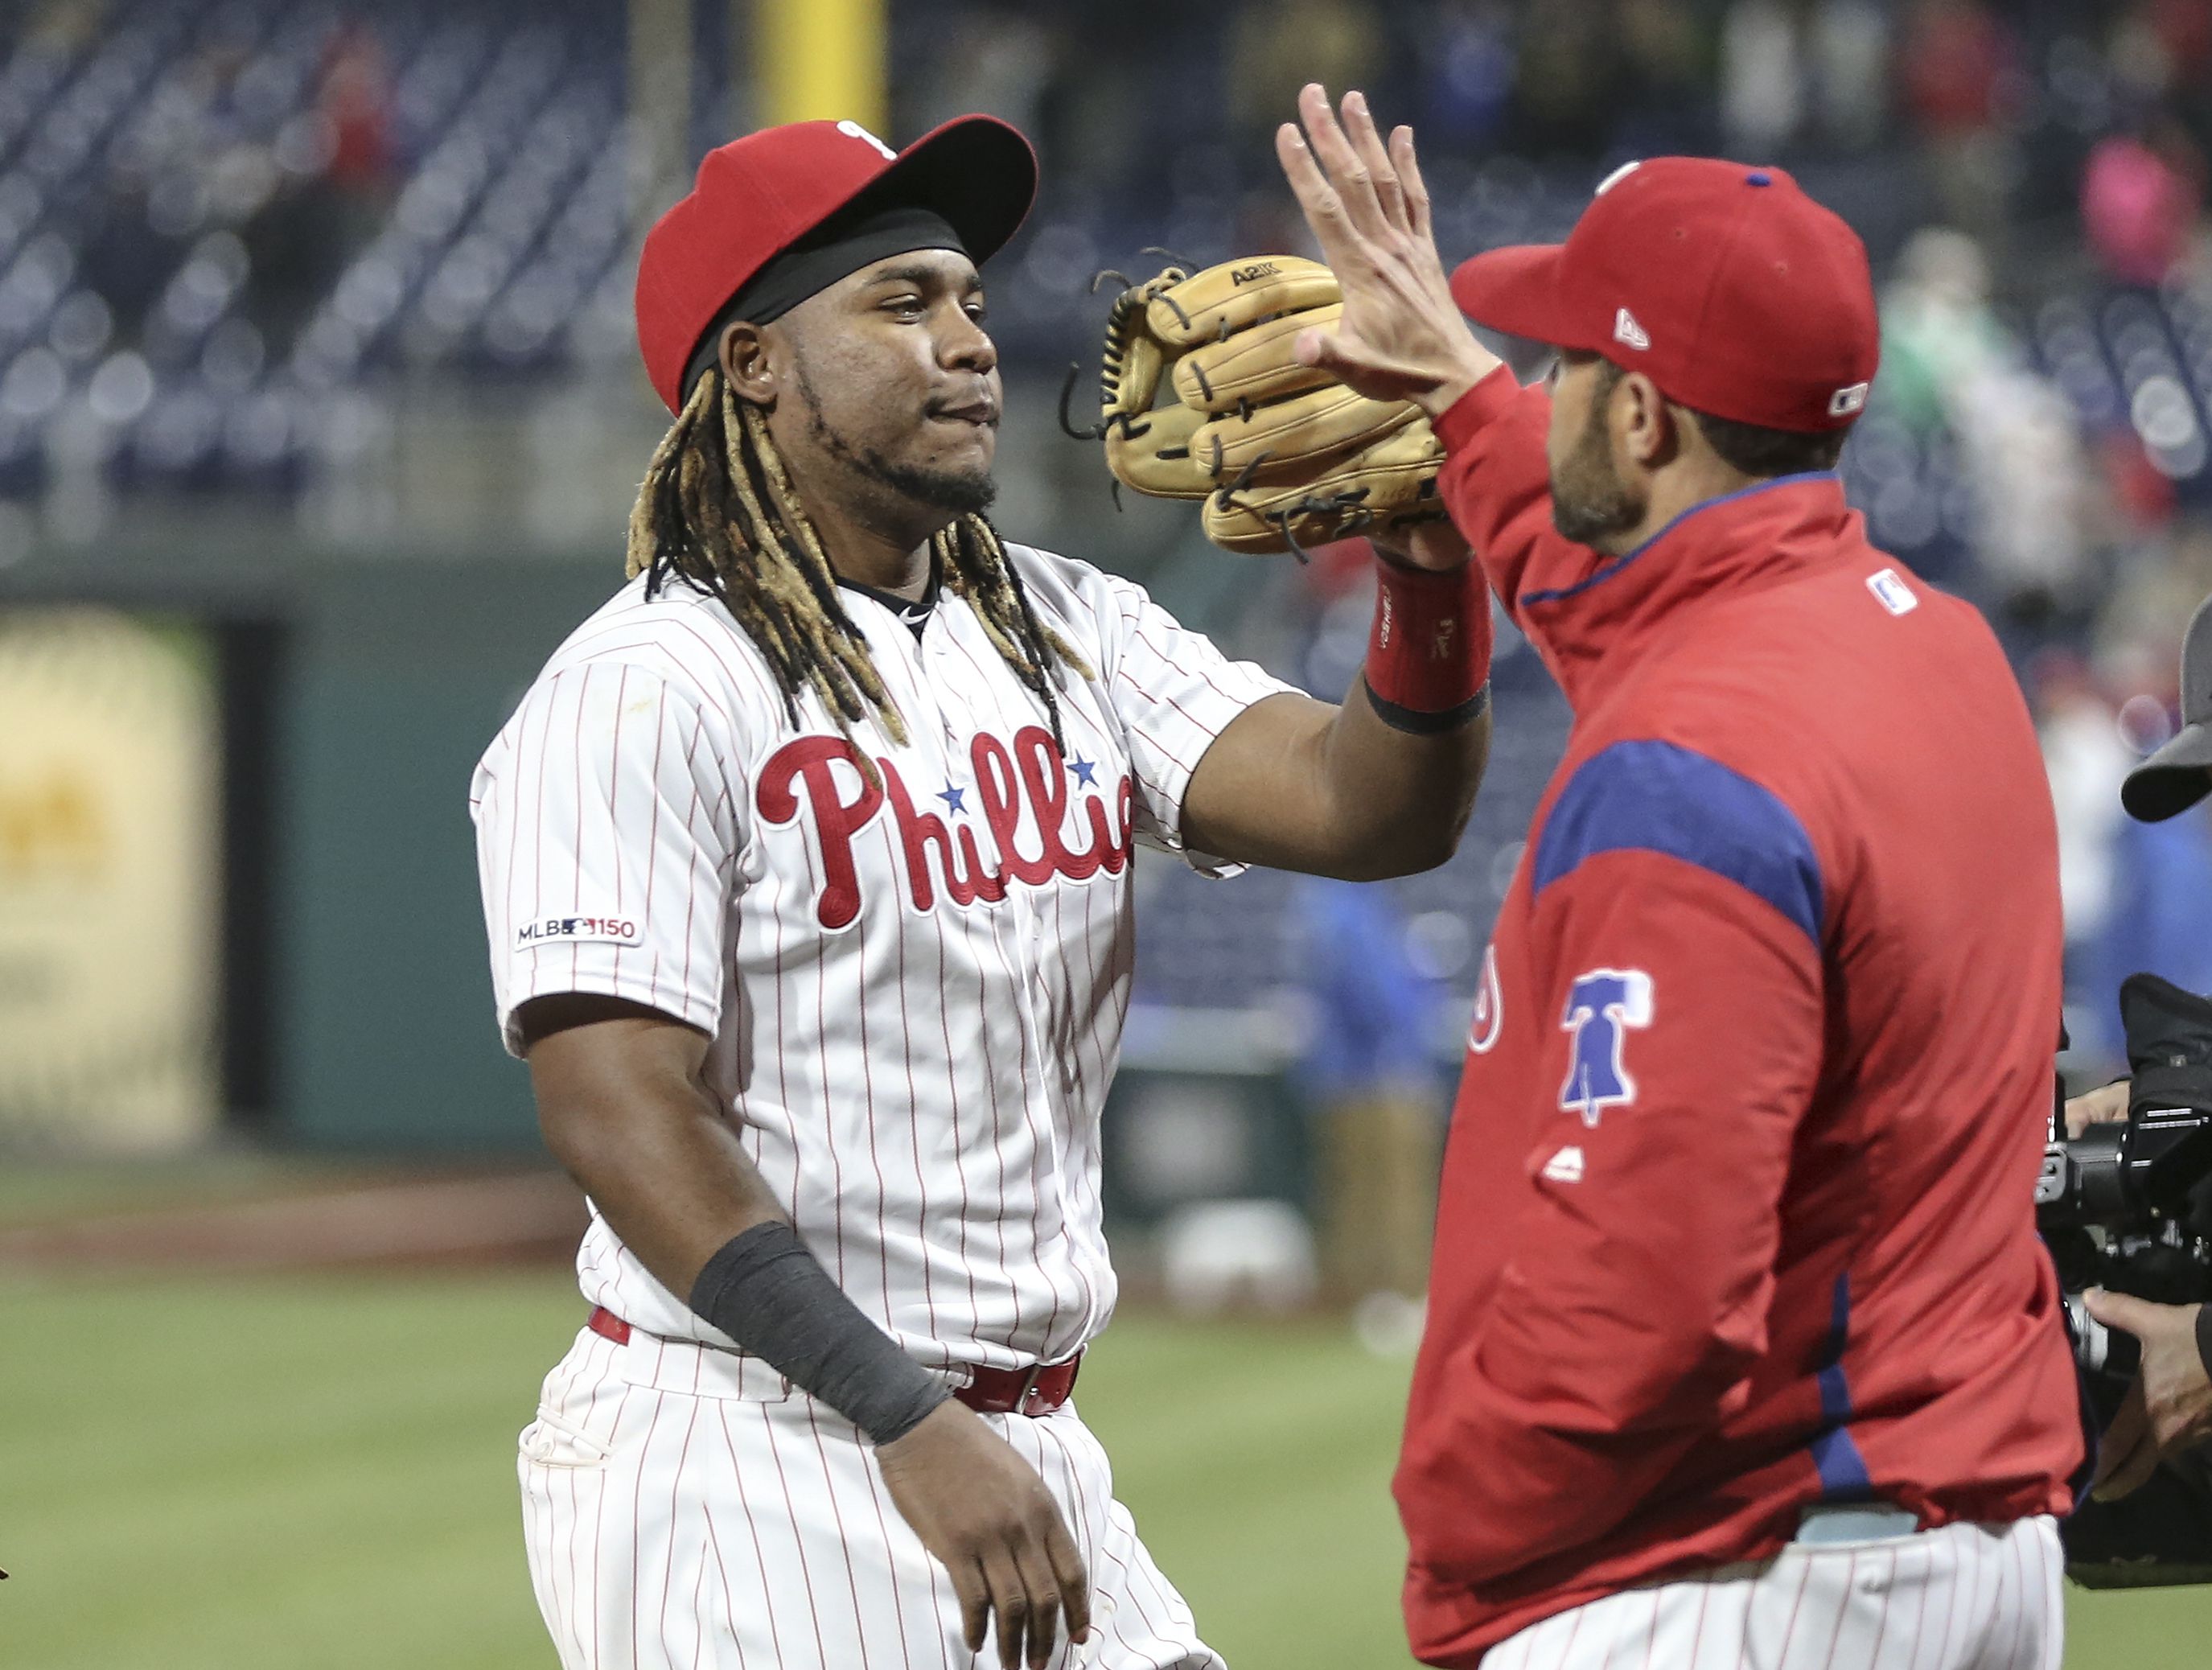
719, 1405, 793, 1667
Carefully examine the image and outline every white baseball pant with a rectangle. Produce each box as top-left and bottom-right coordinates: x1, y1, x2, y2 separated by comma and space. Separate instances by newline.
519, 1323, 1225, 1670
1483, 1509, 2062, 1670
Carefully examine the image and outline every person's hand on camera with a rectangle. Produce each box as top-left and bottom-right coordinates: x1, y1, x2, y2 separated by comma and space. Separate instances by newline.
2065, 1080, 2131, 1139
2085, 1287, 2212, 1499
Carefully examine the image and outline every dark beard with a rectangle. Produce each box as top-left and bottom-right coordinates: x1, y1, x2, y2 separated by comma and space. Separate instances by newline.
795, 360, 997, 516
1548, 394, 1643, 547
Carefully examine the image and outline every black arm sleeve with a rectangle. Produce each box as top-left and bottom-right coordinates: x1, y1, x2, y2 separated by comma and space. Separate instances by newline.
2197, 1300, 2212, 1381
689, 1222, 951, 1444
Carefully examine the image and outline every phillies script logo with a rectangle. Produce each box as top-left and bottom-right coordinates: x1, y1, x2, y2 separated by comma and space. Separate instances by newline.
756, 726, 1136, 930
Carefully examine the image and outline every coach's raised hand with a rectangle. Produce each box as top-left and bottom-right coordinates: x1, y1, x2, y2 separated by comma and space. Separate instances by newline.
1276, 84, 1499, 417
878, 1404, 1092, 1670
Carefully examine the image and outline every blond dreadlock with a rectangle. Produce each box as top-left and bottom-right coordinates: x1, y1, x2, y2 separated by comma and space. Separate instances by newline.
627, 368, 1092, 757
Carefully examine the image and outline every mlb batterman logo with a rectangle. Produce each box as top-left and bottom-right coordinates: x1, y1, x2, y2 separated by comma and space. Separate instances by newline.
1866, 567, 1918, 617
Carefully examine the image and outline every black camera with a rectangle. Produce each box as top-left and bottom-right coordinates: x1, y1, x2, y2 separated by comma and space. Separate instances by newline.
2040, 973, 2212, 1586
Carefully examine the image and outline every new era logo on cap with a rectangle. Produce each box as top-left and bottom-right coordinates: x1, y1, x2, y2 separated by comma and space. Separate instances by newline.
1829, 381, 1870, 418
1614, 307, 1650, 352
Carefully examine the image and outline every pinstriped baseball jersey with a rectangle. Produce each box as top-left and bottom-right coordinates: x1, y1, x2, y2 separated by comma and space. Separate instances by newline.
471, 541, 1293, 1372
1480, 1516, 2062, 1670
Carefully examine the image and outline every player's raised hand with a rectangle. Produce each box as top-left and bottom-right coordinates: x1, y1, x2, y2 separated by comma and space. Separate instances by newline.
876, 1401, 1092, 1669
1275, 84, 1500, 417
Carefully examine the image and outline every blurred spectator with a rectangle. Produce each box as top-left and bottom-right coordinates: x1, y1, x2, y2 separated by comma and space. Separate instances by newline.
1808, 0, 1890, 150
2062, 577, 2212, 1053
2095, 794, 2212, 1053
2037, 651, 2132, 960
2107, 0, 2212, 117
2081, 117, 2206, 288
1900, 0, 2014, 135
1899, 0, 2022, 247
2099, 427, 2185, 533
1721, 0, 1804, 156
230, 23, 398, 354
1877, 226, 1996, 390
319, 24, 394, 208
1284, 874, 1445, 1302
1719, 0, 1885, 157
1881, 227, 2095, 608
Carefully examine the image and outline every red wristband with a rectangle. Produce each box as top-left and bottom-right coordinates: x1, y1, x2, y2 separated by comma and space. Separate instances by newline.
1363, 550, 1493, 732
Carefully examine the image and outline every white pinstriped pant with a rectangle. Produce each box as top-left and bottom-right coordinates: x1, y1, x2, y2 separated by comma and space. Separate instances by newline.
519, 1324, 1224, 1670
1483, 1515, 2062, 1670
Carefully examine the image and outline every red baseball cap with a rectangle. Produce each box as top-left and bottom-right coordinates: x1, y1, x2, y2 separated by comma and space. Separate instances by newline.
634, 115, 1037, 413
1449, 158, 1879, 434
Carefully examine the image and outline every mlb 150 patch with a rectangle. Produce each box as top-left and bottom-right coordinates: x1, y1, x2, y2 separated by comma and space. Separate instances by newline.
516, 915, 642, 947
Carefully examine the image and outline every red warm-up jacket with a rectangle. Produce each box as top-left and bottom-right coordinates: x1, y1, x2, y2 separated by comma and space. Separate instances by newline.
1396, 369, 2086, 1665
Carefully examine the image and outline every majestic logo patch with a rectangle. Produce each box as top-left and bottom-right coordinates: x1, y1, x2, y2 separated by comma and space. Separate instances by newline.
1467, 944, 1503, 1054
1613, 307, 1650, 352
1865, 567, 1918, 616
1540, 1145, 1585, 1184
1559, 968, 1653, 1125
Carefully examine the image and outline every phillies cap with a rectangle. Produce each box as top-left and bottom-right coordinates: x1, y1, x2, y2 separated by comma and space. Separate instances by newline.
1449, 158, 1879, 434
2124, 593, 2212, 821
635, 115, 1036, 413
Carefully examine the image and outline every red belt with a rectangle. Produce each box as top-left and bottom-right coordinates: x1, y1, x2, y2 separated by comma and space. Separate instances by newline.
956, 1355, 1083, 1417
586, 1307, 1081, 1417
587, 1305, 634, 1345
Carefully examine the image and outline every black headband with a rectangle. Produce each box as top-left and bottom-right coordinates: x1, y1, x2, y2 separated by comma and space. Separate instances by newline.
680, 204, 968, 402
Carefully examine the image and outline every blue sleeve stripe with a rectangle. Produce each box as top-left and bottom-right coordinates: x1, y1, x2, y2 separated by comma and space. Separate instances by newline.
1810, 1425, 1873, 1499
1809, 1273, 1874, 1501
1532, 739, 1824, 944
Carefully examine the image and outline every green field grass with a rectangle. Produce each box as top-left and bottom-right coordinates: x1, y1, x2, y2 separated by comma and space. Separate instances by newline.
0, 1272, 2206, 1668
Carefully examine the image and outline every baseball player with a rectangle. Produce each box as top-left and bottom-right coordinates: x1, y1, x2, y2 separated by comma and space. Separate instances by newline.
1274, 87, 2087, 1668
469, 113, 1496, 1670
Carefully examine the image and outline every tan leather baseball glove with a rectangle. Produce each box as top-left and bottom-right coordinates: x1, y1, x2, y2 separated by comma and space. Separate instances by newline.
1066, 255, 1446, 555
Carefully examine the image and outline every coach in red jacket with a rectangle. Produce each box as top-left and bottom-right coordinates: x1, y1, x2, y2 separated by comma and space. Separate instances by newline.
1276, 87, 2087, 1669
